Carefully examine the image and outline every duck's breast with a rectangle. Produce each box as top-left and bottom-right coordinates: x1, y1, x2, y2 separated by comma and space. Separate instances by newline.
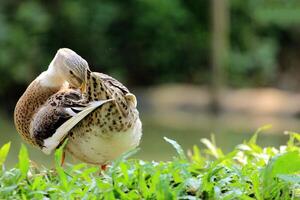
65, 118, 142, 165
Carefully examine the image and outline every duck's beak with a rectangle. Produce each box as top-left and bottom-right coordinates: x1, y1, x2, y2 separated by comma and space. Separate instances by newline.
80, 81, 86, 93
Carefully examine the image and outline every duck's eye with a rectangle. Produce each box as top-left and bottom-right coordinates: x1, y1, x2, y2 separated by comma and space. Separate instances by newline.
69, 70, 83, 85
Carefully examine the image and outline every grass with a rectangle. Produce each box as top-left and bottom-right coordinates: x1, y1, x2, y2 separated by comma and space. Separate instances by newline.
0, 127, 299, 199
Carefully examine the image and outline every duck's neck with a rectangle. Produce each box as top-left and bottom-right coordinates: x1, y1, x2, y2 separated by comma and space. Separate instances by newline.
14, 70, 65, 146
14, 83, 59, 146
37, 65, 66, 88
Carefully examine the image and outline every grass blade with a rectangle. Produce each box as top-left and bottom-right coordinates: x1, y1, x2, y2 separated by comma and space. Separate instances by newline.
54, 140, 69, 191
164, 137, 186, 160
0, 142, 11, 167
18, 144, 29, 180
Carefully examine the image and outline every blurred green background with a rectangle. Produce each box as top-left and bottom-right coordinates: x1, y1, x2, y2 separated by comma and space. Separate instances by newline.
1, 0, 300, 166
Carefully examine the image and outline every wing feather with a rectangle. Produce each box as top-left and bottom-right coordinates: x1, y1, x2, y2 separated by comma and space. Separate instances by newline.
42, 99, 112, 154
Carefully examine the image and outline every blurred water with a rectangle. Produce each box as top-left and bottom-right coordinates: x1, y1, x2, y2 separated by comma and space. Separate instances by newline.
1, 109, 298, 168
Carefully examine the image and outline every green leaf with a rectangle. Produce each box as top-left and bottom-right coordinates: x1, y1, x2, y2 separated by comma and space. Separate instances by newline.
138, 166, 150, 198
54, 140, 69, 191
285, 131, 300, 150
109, 148, 140, 174
164, 137, 186, 160
201, 135, 224, 159
0, 142, 11, 167
119, 162, 129, 184
18, 144, 29, 180
263, 151, 300, 187
249, 124, 272, 146
277, 174, 300, 184
253, 124, 272, 140
190, 145, 205, 168
0, 185, 18, 193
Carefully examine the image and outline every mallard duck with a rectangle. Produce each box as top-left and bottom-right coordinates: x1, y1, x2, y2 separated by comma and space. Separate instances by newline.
14, 48, 142, 165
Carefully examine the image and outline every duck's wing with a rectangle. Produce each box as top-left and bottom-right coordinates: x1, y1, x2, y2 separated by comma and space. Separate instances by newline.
31, 90, 112, 154
41, 99, 112, 154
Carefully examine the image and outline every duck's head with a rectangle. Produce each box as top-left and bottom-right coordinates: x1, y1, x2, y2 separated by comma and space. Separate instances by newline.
44, 48, 90, 89
14, 48, 90, 147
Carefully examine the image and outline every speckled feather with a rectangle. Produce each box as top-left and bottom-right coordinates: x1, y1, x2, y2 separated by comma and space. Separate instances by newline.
65, 71, 141, 165
14, 79, 59, 146
30, 89, 84, 148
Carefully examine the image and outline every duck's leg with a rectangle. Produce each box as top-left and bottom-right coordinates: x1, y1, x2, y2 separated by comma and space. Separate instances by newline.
60, 150, 66, 166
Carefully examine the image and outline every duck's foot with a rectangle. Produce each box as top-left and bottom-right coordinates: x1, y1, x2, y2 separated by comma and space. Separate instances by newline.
100, 164, 108, 171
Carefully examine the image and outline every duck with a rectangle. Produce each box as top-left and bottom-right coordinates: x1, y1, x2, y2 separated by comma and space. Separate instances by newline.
14, 48, 142, 166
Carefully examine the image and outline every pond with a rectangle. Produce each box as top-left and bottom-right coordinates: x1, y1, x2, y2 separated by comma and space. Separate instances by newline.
0, 108, 298, 168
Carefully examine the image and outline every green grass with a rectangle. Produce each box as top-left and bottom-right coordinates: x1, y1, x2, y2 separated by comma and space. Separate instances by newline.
0, 127, 300, 199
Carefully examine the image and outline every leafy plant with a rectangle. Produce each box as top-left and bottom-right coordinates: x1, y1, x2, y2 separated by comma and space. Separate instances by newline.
0, 129, 299, 199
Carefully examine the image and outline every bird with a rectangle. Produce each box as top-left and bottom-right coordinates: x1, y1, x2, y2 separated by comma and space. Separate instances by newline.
14, 48, 142, 166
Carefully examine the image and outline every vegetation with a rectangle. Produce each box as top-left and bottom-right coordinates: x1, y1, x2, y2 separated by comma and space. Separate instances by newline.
1, 0, 300, 97
0, 127, 299, 199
